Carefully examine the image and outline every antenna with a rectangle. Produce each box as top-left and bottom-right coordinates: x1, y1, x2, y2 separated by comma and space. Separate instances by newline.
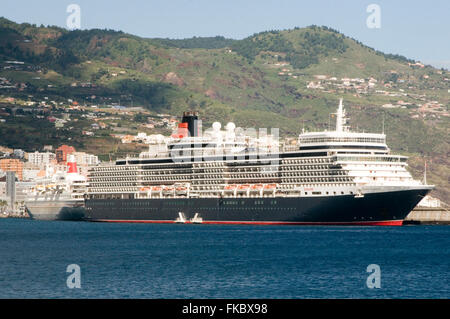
336, 98, 343, 132
423, 160, 427, 185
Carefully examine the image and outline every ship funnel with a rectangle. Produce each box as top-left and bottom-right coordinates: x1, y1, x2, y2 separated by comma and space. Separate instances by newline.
181, 111, 201, 137
67, 154, 78, 174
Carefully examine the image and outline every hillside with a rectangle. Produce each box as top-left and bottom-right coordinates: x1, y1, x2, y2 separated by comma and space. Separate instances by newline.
0, 17, 448, 203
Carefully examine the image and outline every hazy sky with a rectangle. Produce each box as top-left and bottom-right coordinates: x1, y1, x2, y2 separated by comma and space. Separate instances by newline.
2, 0, 449, 68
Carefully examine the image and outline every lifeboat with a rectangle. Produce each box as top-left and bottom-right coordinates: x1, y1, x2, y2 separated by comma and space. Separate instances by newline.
140, 187, 151, 192
175, 186, 188, 195
151, 186, 162, 192
263, 184, 277, 192
237, 184, 250, 191
162, 186, 174, 194
224, 184, 237, 190
251, 184, 263, 190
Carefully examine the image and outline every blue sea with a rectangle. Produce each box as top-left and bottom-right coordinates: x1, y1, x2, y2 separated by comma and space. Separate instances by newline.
0, 218, 448, 298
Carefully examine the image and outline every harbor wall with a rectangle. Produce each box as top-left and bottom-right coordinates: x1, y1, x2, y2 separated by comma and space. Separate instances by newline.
404, 207, 450, 225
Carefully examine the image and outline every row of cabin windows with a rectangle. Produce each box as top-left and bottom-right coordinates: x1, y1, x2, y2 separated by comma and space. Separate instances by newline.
90, 171, 138, 177
142, 169, 193, 175
191, 180, 223, 185
193, 169, 224, 173
282, 177, 353, 183
143, 164, 193, 170
282, 171, 347, 177
194, 162, 225, 168
283, 158, 332, 164
282, 165, 331, 171
141, 176, 189, 181
91, 167, 136, 172
223, 173, 278, 179
88, 189, 135, 194
299, 137, 385, 144
89, 182, 137, 187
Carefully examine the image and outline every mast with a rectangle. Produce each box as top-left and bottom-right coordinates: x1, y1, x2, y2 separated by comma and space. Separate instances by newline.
336, 98, 346, 132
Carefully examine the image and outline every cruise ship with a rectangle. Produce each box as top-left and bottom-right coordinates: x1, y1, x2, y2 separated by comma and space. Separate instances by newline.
85, 99, 433, 225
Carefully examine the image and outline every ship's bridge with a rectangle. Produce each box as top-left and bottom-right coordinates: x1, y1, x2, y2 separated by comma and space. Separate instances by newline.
298, 98, 389, 155
298, 131, 389, 154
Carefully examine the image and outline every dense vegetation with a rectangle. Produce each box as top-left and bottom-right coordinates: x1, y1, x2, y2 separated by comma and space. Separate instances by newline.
152, 36, 236, 49
231, 26, 348, 69
111, 79, 178, 110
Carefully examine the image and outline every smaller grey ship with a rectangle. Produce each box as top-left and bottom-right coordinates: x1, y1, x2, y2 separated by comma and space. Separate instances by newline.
25, 155, 87, 221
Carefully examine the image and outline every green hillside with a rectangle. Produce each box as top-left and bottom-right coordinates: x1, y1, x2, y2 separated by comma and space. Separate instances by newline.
0, 17, 448, 203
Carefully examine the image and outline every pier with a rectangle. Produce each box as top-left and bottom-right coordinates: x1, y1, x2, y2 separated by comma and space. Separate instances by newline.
404, 207, 450, 225
0, 202, 30, 219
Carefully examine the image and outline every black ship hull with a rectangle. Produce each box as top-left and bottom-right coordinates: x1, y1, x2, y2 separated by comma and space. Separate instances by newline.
85, 188, 430, 226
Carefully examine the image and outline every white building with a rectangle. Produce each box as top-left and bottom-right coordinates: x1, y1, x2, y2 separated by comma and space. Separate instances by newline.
72, 152, 99, 166
27, 151, 56, 166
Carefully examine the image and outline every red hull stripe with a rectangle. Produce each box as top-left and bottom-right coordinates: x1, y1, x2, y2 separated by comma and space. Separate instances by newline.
90, 219, 404, 226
